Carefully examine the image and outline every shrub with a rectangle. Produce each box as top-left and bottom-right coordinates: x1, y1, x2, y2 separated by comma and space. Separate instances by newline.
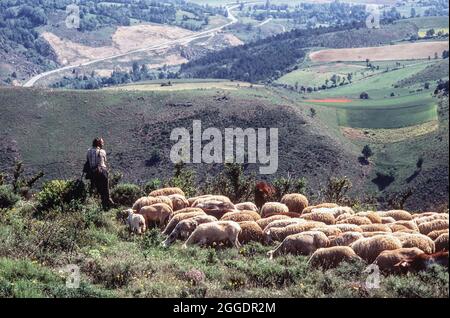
35, 179, 87, 213
110, 183, 143, 207
144, 178, 161, 195
0, 185, 20, 209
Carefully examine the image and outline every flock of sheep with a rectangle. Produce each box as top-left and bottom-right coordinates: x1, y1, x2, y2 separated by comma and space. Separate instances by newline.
125, 187, 449, 273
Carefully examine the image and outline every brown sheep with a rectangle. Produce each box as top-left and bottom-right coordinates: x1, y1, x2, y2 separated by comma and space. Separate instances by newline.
132, 196, 172, 213
330, 232, 363, 246
418, 219, 449, 235
351, 235, 403, 263
260, 202, 289, 218
313, 226, 342, 237
381, 217, 396, 224
221, 210, 261, 222
411, 212, 439, 219
183, 221, 242, 248
162, 215, 218, 247
267, 231, 329, 259
138, 203, 173, 228
255, 181, 276, 209
265, 221, 326, 243
378, 210, 412, 221
360, 224, 392, 233
356, 212, 382, 224
301, 211, 336, 225
435, 233, 449, 252
162, 211, 206, 235
281, 193, 309, 213
238, 221, 264, 244
337, 215, 372, 226
274, 211, 303, 218
235, 202, 258, 212
335, 223, 363, 233
427, 229, 449, 240
308, 246, 361, 269
335, 213, 354, 223
373, 247, 424, 273
301, 203, 338, 214
150, 187, 185, 197
170, 207, 205, 219
167, 194, 189, 211
256, 215, 291, 229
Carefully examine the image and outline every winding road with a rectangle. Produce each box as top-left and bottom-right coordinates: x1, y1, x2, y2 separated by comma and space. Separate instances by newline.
23, 3, 247, 87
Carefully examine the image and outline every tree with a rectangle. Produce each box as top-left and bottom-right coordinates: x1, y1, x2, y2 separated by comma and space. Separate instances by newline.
426, 29, 435, 37
362, 145, 373, 160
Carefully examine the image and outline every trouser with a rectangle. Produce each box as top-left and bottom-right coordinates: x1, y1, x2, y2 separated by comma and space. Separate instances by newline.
91, 167, 112, 210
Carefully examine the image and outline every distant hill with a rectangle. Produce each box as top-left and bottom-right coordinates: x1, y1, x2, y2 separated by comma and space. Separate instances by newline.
0, 83, 448, 211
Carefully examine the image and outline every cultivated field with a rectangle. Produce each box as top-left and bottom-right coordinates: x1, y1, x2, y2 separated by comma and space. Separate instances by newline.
105, 80, 260, 91
309, 41, 449, 62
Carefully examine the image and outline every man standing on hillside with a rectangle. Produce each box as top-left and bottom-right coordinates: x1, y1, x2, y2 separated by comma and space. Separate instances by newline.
85, 137, 114, 210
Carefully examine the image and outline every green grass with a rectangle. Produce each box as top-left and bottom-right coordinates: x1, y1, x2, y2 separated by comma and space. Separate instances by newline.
0, 200, 448, 298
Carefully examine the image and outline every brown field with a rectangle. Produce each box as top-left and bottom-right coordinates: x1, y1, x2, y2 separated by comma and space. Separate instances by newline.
309, 41, 449, 62
42, 24, 194, 65
104, 81, 261, 91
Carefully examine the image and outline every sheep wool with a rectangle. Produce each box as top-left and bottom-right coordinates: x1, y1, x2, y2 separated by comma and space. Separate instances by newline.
132, 196, 172, 213
381, 217, 396, 224
268, 231, 329, 259
235, 202, 258, 212
150, 187, 185, 197
427, 229, 449, 240
167, 194, 189, 211
139, 203, 174, 228
418, 219, 449, 235
256, 215, 291, 230
334, 224, 363, 233
221, 210, 261, 222
356, 212, 382, 224
281, 193, 309, 213
330, 232, 363, 246
351, 235, 403, 263
312, 226, 342, 237
302, 203, 338, 214
308, 246, 361, 269
435, 233, 449, 252
337, 215, 372, 226
262, 218, 304, 233
301, 211, 336, 225
238, 221, 264, 244
183, 221, 242, 249
378, 210, 412, 221
261, 202, 289, 218
360, 224, 392, 233
163, 211, 206, 235
265, 221, 326, 242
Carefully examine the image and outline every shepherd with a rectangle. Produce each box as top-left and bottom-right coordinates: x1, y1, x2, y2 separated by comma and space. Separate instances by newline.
83, 137, 114, 210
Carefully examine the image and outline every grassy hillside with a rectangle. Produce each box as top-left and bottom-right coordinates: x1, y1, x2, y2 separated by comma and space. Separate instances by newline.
1, 81, 448, 211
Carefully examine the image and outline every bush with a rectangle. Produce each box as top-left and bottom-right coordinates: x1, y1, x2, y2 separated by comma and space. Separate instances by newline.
110, 183, 143, 207
35, 179, 87, 213
143, 179, 161, 195
0, 185, 20, 209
